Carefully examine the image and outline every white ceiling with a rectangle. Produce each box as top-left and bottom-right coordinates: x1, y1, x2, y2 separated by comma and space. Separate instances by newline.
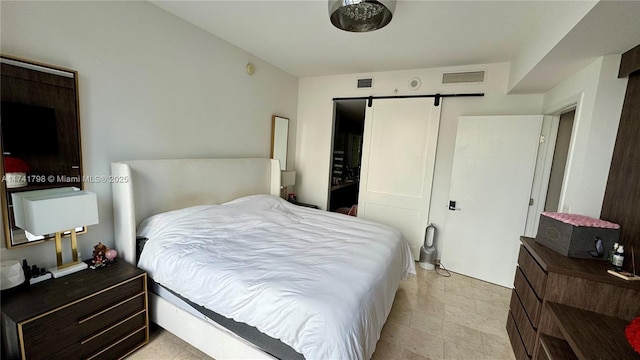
152, 0, 640, 92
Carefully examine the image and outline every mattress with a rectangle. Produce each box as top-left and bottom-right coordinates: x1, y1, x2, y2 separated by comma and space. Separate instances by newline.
150, 279, 304, 359
137, 194, 415, 360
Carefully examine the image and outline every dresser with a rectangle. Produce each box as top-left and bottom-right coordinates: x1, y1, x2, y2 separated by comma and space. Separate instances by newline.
1, 261, 148, 360
507, 237, 640, 360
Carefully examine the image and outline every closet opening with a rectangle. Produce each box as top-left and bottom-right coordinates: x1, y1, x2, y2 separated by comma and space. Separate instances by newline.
545, 109, 575, 212
328, 99, 365, 215
525, 106, 577, 237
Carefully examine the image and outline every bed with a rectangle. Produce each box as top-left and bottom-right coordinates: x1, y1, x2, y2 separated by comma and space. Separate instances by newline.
111, 158, 415, 360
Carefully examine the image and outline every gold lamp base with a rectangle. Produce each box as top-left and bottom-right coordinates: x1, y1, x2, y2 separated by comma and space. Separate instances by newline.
48, 229, 87, 278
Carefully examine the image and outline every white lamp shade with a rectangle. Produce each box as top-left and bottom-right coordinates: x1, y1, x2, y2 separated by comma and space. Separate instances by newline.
12, 187, 99, 236
281, 171, 296, 187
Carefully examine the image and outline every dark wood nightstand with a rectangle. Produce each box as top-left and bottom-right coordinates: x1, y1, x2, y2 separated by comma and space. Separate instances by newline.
1, 261, 148, 360
289, 201, 319, 209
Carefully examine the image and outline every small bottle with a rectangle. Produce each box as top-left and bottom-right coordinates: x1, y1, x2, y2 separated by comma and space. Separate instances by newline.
22, 259, 30, 284
609, 242, 619, 263
612, 245, 625, 271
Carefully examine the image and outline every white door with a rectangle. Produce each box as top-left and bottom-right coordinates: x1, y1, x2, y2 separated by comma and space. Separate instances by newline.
358, 98, 441, 258
441, 115, 543, 287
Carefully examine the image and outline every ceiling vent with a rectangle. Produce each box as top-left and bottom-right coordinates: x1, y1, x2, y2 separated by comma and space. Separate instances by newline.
442, 71, 485, 84
357, 78, 373, 89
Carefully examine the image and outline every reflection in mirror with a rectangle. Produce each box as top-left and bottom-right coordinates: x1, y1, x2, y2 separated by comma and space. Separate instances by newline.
1, 55, 84, 248
271, 116, 289, 171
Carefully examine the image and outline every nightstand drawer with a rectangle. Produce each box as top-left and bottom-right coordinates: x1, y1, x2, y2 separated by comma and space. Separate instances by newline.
21, 275, 145, 358
81, 310, 146, 352
46, 311, 146, 360
514, 267, 542, 327
517, 246, 547, 299
89, 326, 147, 360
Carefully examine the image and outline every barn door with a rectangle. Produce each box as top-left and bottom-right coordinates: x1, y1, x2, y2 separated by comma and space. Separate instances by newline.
358, 98, 441, 258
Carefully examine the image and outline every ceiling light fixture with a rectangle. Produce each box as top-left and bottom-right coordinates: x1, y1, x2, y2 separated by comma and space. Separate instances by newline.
329, 0, 395, 33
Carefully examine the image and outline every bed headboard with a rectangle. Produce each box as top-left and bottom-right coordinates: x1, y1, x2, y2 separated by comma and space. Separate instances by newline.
111, 158, 281, 264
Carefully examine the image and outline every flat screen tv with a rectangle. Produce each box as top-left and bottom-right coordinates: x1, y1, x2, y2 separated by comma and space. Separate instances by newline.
1, 101, 59, 155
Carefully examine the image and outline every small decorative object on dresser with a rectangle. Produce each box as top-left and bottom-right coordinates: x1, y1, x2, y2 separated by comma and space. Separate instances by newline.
535, 212, 621, 260
91, 242, 118, 269
0, 261, 148, 360
106, 248, 118, 261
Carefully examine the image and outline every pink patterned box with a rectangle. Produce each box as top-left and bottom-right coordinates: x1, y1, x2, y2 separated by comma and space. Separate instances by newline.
535, 212, 621, 260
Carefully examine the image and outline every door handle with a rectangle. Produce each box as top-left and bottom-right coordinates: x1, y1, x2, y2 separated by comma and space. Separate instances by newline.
448, 200, 461, 211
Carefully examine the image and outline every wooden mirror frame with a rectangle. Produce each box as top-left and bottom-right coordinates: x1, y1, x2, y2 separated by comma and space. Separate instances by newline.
1, 55, 85, 248
271, 115, 289, 171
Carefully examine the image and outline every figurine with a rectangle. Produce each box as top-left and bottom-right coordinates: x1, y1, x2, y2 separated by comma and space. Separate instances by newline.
91, 242, 117, 269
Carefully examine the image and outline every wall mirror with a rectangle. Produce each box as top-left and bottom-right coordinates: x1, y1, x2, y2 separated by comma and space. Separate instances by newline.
1, 55, 84, 248
271, 115, 289, 171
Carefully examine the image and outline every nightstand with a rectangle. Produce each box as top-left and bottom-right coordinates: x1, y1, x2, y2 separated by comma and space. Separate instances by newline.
289, 201, 319, 209
1, 261, 148, 360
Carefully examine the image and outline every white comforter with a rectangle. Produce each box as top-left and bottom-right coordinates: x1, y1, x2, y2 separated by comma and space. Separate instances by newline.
137, 195, 415, 360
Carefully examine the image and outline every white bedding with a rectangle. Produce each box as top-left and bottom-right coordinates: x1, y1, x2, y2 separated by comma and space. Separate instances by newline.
137, 195, 415, 360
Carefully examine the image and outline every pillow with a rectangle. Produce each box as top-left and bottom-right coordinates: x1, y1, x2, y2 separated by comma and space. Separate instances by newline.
137, 205, 215, 239
222, 194, 302, 222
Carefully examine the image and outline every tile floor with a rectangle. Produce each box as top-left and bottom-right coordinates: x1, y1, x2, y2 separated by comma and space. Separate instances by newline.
127, 267, 516, 360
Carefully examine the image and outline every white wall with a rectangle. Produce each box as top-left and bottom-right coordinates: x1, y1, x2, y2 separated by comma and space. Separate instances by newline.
542, 55, 627, 218
0, 1, 298, 267
296, 63, 544, 258
508, 1, 597, 91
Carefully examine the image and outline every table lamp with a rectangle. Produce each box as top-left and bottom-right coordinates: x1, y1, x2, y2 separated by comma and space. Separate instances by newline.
281, 170, 296, 199
12, 187, 99, 278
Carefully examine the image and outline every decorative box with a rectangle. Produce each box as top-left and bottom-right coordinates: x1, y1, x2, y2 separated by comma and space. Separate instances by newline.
535, 212, 620, 260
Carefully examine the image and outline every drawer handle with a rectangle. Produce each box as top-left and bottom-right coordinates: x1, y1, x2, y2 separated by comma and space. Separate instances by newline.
78, 291, 145, 324
85, 325, 147, 360
80, 309, 146, 345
